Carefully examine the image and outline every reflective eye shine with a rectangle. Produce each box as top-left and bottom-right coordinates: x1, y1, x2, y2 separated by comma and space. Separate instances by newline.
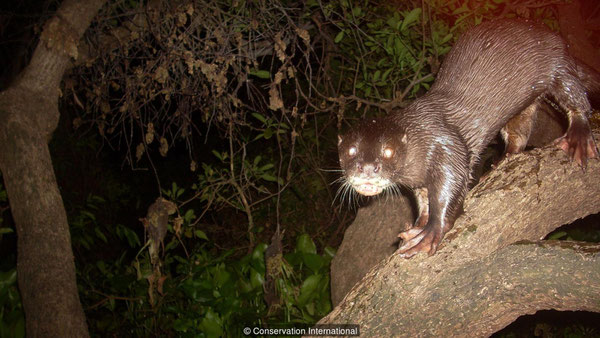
348, 146, 357, 156
383, 147, 394, 158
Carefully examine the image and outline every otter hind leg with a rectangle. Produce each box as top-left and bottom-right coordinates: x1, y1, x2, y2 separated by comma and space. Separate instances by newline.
550, 71, 598, 167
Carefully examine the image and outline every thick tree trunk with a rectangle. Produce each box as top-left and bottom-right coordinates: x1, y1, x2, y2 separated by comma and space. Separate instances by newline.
0, 0, 106, 336
321, 132, 600, 336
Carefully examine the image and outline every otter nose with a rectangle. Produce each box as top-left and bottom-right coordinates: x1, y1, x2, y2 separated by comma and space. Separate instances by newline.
357, 162, 381, 176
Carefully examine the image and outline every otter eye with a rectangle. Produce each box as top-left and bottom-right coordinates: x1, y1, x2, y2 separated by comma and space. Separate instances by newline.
348, 146, 357, 157
383, 147, 394, 159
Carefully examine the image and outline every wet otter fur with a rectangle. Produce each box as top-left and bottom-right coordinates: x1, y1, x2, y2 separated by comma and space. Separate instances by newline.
337, 19, 598, 258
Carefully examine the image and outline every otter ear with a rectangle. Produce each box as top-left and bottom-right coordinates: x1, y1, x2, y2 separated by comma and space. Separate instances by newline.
338, 135, 343, 145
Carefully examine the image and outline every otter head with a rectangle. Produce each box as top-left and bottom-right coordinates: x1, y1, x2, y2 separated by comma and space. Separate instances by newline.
338, 118, 407, 196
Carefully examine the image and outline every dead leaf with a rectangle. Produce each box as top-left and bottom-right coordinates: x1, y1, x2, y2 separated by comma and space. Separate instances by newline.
136, 143, 145, 161
159, 137, 168, 157
269, 86, 283, 111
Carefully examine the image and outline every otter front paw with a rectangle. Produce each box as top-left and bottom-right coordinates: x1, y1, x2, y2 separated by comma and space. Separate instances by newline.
397, 225, 443, 258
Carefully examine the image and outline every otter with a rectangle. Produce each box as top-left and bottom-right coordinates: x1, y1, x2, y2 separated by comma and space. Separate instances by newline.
337, 19, 598, 258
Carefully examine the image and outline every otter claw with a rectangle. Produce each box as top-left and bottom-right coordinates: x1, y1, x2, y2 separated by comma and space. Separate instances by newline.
556, 136, 597, 168
397, 227, 423, 241
397, 225, 442, 258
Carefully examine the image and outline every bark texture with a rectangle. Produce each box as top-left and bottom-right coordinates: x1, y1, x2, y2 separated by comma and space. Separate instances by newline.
0, 0, 107, 336
321, 131, 600, 336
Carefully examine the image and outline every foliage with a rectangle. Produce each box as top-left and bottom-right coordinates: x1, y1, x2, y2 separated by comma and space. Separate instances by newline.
0, 269, 24, 338
325, 1, 450, 102
77, 192, 334, 336
0, 176, 24, 338
68, 0, 342, 247
325, 0, 564, 110
427, 0, 563, 31
0, 181, 10, 238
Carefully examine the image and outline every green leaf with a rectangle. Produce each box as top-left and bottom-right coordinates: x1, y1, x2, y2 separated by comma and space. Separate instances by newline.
213, 267, 231, 287
296, 234, 316, 254
119, 225, 141, 247
184, 208, 196, 222
94, 227, 108, 243
249, 69, 271, 79
284, 252, 302, 267
211, 150, 222, 161
381, 68, 393, 81
199, 309, 224, 337
81, 210, 96, 221
251, 112, 267, 124
165, 239, 178, 252
259, 163, 274, 171
96, 260, 107, 274
334, 30, 345, 43
261, 174, 278, 182
303, 253, 325, 273
0, 227, 14, 235
250, 267, 264, 289
548, 231, 568, 240
194, 230, 209, 240
173, 318, 193, 332
401, 8, 421, 31
297, 274, 321, 306
385, 35, 394, 54
305, 302, 315, 316
253, 155, 262, 166
237, 279, 253, 293
441, 33, 453, 44
264, 128, 273, 139
252, 243, 268, 257
394, 38, 403, 56
323, 246, 336, 260
386, 16, 399, 30
0, 269, 17, 286
452, 3, 469, 15
373, 70, 380, 82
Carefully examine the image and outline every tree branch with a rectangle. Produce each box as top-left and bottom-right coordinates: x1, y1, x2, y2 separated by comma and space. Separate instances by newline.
325, 242, 600, 337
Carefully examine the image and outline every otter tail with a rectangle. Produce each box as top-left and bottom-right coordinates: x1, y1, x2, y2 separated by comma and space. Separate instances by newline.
576, 60, 600, 109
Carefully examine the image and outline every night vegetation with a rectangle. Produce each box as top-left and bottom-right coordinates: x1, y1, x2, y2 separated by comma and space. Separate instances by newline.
0, 0, 599, 336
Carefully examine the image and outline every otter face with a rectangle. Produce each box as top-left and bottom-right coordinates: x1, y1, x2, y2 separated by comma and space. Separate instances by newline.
337, 119, 407, 197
